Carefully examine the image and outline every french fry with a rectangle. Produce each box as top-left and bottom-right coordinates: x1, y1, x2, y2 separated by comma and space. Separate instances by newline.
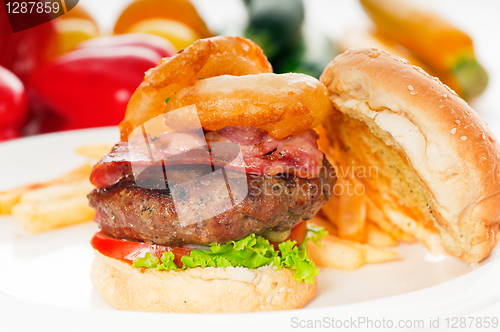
0, 164, 92, 215
11, 195, 95, 233
307, 234, 398, 270
320, 194, 339, 226
336, 177, 366, 241
56, 164, 93, 182
2, 163, 95, 233
307, 235, 365, 270
365, 222, 397, 247
361, 242, 399, 264
20, 180, 94, 204
307, 215, 337, 236
75, 144, 113, 160
365, 198, 416, 242
320, 165, 368, 242
0, 185, 39, 215
315, 125, 334, 157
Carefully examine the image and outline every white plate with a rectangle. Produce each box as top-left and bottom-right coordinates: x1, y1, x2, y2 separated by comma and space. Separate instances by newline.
1, 127, 500, 331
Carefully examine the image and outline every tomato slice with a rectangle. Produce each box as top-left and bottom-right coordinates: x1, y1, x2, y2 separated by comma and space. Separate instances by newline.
288, 220, 308, 245
92, 222, 308, 268
269, 220, 308, 250
91, 231, 191, 268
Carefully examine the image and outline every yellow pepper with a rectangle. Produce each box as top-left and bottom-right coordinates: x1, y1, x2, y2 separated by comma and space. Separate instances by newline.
360, 0, 488, 100
114, 0, 212, 39
53, 5, 99, 55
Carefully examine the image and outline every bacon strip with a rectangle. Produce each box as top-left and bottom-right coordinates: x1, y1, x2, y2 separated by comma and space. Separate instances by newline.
90, 126, 324, 189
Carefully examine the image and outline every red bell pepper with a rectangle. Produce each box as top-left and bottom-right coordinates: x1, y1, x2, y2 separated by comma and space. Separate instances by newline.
0, 3, 57, 83
76, 33, 176, 58
0, 66, 28, 141
28, 34, 176, 132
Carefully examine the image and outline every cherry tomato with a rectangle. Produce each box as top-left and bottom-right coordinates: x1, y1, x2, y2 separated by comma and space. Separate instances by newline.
0, 66, 27, 141
91, 231, 191, 268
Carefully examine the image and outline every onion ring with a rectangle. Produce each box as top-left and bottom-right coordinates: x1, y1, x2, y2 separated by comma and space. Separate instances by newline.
165, 73, 333, 139
119, 36, 272, 141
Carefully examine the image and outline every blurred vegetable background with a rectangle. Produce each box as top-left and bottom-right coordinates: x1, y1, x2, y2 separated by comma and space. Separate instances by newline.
0, 66, 27, 140
28, 34, 175, 132
0, 0, 493, 142
53, 5, 100, 56
242, 0, 338, 79
358, 0, 488, 100
113, 0, 212, 50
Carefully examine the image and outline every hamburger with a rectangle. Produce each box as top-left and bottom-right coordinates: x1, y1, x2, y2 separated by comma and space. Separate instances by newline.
319, 48, 500, 263
87, 36, 336, 313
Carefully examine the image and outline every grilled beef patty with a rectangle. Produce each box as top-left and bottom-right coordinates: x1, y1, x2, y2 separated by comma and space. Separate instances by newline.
88, 158, 336, 245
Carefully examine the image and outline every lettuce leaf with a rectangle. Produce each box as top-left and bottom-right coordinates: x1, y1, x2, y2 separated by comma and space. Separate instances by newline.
181, 234, 278, 270
303, 224, 328, 249
156, 252, 179, 270
132, 226, 327, 284
132, 252, 159, 268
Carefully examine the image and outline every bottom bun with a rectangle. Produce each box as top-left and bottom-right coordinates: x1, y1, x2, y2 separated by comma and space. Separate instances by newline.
91, 251, 317, 313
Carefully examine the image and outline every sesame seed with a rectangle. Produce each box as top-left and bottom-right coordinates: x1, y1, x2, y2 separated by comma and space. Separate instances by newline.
451, 128, 457, 135
451, 109, 455, 114
296, 294, 299, 299
461, 136, 467, 140
287, 288, 292, 293
443, 94, 448, 98
410, 91, 417, 95
408, 85, 414, 91
260, 305, 265, 310
266, 296, 271, 303
482, 133, 486, 140
455, 120, 461, 125
257, 283, 264, 289
279, 287, 285, 293
228, 288, 232, 293
274, 295, 281, 302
